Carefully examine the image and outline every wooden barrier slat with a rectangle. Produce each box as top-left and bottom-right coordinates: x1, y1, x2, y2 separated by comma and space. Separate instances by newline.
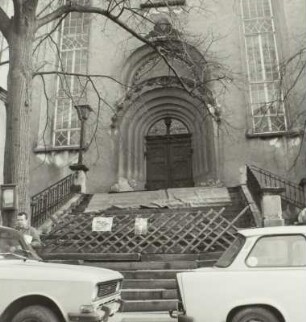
42, 206, 253, 254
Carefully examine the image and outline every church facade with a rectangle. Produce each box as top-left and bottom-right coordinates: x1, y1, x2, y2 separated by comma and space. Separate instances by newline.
1, 0, 306, 196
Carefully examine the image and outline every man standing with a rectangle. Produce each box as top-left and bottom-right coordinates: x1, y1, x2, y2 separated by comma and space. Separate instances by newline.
15, 212, 42, 248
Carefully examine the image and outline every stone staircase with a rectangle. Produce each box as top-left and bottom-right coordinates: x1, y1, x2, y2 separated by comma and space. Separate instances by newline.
86, 186, 234, 211
78, 252, 222, 312
41, 186, 257, 312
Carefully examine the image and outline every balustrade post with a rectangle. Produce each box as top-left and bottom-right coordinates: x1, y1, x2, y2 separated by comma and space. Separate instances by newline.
72, 171, 87, 193
261, 187, 285, 227
299, 178, 306, 206
239, 165, 247, 184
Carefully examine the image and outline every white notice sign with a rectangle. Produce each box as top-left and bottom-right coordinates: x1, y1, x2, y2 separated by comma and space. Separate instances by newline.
24, 234, 33, 244
92, 217, 113, 232
135, 218, 148, 235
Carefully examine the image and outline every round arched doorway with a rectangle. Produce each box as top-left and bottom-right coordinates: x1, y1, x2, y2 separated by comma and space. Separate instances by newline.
113, 84, 217, 190
145, 117, 194, 190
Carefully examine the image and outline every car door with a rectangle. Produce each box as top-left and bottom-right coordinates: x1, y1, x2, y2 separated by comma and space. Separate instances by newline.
243, 234, 306, 322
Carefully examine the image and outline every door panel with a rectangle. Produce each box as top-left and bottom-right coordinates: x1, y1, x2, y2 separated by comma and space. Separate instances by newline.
146, 139, 168, 190
146, 134, 193, 190
169, 136, 193, 188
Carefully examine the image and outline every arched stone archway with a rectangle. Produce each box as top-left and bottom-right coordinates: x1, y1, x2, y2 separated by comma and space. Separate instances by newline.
110, 35, 219, 191
112, 80, 218, 190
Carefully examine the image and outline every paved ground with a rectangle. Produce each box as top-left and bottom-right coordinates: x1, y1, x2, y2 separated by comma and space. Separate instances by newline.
109, 312, 174, 322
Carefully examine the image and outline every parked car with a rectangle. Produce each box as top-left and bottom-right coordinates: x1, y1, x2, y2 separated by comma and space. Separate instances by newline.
0, 226, 123, 322
173, 226, 306, 322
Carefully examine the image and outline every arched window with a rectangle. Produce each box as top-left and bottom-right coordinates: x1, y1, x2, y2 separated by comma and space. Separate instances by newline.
53, 0, 90, 147
148, 117, 189, 136
241, 0, 287, 133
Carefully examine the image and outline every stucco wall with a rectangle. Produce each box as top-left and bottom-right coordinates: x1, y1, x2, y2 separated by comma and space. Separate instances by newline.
28, 0, 306, 194
0, 2, 9, 187
0, 96, 5, 184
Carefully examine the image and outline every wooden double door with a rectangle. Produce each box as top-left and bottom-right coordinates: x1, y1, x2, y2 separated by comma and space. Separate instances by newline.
146, 134, 194, 190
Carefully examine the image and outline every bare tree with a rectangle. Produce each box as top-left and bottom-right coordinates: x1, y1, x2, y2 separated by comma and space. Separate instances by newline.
0, 0, 233, 226
4, 1, 303, 226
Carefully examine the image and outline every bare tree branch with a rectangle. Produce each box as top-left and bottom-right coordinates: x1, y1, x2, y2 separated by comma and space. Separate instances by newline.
285, 47, 306, 66
36, 0, 58, 18
37, 4, 109, 29
0, 6, 11, 40
33, 13, 68, 54
36, 3, 221, 120
33, 70, 132, 88
0, 60, 9, 66
283, 60, 306, 102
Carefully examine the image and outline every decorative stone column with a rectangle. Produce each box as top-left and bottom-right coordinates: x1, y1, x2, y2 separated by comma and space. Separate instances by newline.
261, 187, 285, 227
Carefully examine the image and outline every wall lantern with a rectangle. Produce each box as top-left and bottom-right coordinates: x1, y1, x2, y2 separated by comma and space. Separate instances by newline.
0, 184, 17, 211
75, 104, 92, 121
69, 104, 93, 173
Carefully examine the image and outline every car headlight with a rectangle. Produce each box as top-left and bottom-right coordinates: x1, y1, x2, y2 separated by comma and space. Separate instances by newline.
80, 305, 95, 314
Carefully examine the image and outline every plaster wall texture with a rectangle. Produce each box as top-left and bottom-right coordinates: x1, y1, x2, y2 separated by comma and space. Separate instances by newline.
0, 98, 5, 184
0, 0, 11, 89
0, 0, 10, 185
27, 0, 306, 194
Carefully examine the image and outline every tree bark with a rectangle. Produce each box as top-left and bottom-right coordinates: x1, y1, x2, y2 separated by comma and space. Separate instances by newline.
3, 1, 37, 226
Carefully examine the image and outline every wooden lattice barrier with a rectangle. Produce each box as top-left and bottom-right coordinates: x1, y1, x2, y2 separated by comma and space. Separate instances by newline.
42, 205, 251, 254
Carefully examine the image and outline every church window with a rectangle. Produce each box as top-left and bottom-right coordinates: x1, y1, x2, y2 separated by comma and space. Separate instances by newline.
53, 0, 90, 147
148, 118, 189, 136
241, 0, 287, 133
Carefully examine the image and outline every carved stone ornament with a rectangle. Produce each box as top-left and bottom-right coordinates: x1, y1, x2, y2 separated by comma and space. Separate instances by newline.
146, 17, 181, 40
111, 76, 197, 129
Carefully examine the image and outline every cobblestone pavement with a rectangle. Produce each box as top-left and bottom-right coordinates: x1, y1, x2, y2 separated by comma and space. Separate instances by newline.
109, 312, 174, 322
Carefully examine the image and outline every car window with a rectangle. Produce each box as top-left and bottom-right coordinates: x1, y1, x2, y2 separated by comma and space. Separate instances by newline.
0, 229, 39, 260
246, 235, 306, 267
215, 234, 246, 268
0, 231, 23, 251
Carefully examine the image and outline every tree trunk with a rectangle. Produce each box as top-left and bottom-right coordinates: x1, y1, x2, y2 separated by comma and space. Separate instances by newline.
3, 1, 37, 227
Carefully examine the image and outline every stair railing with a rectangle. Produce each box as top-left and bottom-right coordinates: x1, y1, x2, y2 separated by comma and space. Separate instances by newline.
246, 165, 305, 209
31, 173, 77, 227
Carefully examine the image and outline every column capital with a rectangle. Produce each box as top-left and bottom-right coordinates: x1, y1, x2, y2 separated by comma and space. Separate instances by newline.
261, 186, 285, 195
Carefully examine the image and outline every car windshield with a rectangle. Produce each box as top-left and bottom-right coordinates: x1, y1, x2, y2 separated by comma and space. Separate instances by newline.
215, 234, 246, 268
0, 228, 40, 260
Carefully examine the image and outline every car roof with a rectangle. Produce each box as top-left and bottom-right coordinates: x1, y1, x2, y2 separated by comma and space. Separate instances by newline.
0, 225, 20, 236
0, 225, 17, 232
239, 225, 306, 237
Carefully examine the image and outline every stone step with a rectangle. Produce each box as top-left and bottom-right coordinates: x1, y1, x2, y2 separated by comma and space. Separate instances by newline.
83, 260, 197, 270
122, 299, 177, 312
122, 289, 178, 300
199, 251, 223, 260
142, 252, 222, 262
87, 187, 233, 212
197, 259, 218, 267
141, 254, 198, 261
123, 279, 177, 289
42, 252, 141, 261
121, 269, 188, 280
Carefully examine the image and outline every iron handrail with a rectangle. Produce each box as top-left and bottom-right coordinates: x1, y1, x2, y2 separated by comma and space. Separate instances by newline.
31, 173, 76, 227
247, 165, 305, 209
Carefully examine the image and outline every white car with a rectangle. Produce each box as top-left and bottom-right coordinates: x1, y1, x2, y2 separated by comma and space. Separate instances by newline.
173, 226, 306, 322
0, 226, 123, 322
